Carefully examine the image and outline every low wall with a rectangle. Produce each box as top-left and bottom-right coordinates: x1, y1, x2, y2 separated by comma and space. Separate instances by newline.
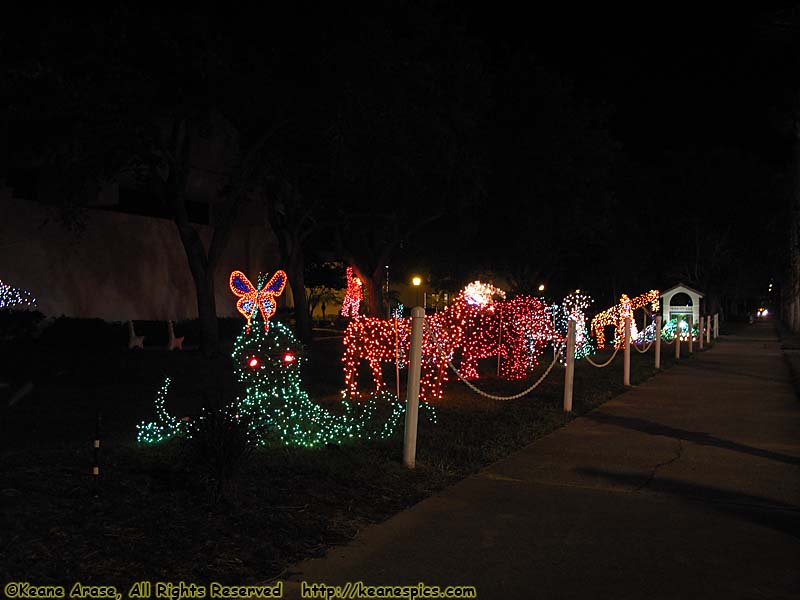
0, 191, 281, 321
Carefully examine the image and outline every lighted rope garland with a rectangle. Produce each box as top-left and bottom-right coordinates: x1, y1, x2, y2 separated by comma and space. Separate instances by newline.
341, 266, 363, 317
590, 290, 660, 349
0, 278, 37, 310
137, 270, 435, 448
425, 318, 566, 401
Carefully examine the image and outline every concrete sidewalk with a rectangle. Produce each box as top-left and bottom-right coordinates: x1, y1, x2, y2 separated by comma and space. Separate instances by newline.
282, 322, 800, 599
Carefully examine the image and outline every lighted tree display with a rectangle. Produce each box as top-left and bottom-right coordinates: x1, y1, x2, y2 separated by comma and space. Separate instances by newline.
548, 292, 595, 363
0, 279, 37, 310
661, 317, 699, 341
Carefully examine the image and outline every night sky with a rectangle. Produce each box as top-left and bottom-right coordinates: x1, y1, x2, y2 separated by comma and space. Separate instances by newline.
2, 2, 798, 310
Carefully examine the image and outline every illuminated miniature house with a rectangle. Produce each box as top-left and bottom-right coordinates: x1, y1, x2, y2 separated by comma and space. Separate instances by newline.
661, 283, 704, 325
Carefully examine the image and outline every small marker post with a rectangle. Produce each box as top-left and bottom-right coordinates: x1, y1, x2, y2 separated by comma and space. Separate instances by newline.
92, 409, 101, 496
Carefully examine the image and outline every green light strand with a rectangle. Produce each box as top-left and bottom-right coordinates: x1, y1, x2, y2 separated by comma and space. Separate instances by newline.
661, 317, 699, 341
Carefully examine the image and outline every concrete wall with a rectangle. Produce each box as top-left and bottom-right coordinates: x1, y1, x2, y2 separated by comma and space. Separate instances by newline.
0, 190, 282, 321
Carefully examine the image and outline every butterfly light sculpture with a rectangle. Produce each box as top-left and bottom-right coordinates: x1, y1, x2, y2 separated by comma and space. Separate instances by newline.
229, 270, 287, 333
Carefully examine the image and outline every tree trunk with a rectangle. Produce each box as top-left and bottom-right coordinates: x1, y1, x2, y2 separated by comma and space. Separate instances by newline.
196, 269, 220, 358
361, 272, 384, 317
285, 248, 312, 342
175, 222, 220, 357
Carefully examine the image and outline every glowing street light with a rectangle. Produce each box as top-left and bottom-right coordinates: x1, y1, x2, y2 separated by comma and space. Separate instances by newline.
538, 284, 545, 292
412, 276, 422, 307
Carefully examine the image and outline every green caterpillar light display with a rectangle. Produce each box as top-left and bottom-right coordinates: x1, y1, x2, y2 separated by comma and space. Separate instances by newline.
137, 270, 435, 447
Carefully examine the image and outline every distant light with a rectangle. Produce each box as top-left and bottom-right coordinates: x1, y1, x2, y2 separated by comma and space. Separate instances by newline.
575, 289, 581, 294
248, 357, 260, 368
412, 276, 422, 286
538, 284, 545, 292
283, 352, 296, 364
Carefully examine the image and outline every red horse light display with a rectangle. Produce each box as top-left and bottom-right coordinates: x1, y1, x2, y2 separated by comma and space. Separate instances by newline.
341, 287, 475, 402
341, 281, 560, 402
460, 295, 558, 380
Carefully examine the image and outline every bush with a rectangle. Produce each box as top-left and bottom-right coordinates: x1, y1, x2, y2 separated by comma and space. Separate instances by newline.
37, 316, 126, 347
183, 407, 254, 504
0, 310, 45, 340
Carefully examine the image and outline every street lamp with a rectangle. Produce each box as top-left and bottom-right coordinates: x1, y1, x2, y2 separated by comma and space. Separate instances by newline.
412, 276, 422, 307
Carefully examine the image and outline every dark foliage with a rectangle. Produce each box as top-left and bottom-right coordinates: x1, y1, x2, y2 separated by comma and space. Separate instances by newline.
0, 310, 44, 340
183, 407, 254, 505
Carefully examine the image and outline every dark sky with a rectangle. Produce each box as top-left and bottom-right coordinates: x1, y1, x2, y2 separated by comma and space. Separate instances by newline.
3, 2, 797, 306
495, 4, 795, 159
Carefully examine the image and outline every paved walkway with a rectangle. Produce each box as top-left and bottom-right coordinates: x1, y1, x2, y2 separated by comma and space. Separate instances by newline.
282, 322, 800, 599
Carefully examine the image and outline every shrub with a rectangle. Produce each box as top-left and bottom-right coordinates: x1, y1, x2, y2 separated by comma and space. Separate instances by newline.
0, 310, 45, 340
183, 407, 254, 504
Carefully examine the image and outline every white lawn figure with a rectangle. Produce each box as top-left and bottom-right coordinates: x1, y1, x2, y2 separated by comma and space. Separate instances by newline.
128, 320, 145, 349
167, 320, 184, 351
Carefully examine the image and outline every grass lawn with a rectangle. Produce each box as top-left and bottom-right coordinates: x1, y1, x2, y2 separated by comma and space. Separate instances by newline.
0, 324, 702, 586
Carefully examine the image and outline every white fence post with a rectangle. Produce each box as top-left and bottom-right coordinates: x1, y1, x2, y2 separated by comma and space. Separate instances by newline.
699, 315, 704, 349
655, 315, 662, 369
395, 317, 401, 401
706, 315, 711, 345
688, 314, 693, 354
403, 307, 424, 469
714, 313, 719, 339
563, 318, 576, 412
623, 316, 631, 387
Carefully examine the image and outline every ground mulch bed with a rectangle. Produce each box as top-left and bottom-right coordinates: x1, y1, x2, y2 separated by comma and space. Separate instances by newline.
1, 328, 687, 587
